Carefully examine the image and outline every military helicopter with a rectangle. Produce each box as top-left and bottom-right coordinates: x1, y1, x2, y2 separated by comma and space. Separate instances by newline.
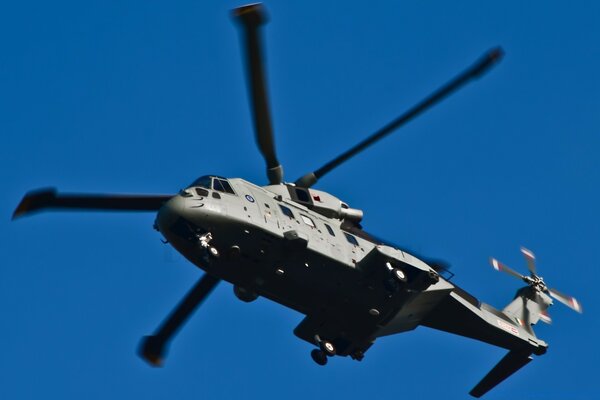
12, 3, 582, 398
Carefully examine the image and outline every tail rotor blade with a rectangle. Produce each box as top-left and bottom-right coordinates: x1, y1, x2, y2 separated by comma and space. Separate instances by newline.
232, 4, 283, 185
490, 257, 526, 281
548, 288, 583, 313
539, 309, 552, 324
520, 246, 537, 277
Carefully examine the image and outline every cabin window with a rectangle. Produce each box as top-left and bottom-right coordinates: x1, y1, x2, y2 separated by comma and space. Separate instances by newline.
344, 233, 359, 246
212, 192, 221, 199
195, 188, 209, 197
300, 214, 316, 228
325, 224, 335, 236
279, 205, 295, 219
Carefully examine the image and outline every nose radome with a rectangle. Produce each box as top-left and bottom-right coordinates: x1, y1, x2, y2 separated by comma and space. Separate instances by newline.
155, 195, 185, 233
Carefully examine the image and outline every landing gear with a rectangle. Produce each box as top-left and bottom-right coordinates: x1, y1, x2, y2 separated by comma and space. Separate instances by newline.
311, 337, 336, 366
233, 285, 258, 302
311, 349, 328, 366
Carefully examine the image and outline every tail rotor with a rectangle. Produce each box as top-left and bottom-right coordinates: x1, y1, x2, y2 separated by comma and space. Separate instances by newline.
470, 247, 583, 397
490, 247, 583, 315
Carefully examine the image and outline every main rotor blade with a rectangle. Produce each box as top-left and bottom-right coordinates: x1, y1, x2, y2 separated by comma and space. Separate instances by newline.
139, 273, 221, 366
520, 246, 537, 277
295, 47, 504, 188
232, 4, 283, 185
490, 257, 526, 281
548, 288, 583, 313
12, 188, 172, 219
470, 349, 533, 398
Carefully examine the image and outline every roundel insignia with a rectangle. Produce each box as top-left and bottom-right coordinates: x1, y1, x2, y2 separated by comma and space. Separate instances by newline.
245, 194, 255, 203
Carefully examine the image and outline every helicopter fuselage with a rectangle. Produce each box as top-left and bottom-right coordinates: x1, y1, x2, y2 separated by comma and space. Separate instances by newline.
156, 176, 547, 359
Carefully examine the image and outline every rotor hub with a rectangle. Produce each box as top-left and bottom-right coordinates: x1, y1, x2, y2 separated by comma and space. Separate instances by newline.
526, 275, 547, 292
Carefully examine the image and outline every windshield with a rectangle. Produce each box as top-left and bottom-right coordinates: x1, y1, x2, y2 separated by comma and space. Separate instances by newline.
188, 175, 236, 195
189, 175, 212, 189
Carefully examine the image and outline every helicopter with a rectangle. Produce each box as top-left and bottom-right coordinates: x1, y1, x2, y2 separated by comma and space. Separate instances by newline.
12, 3, 583, 398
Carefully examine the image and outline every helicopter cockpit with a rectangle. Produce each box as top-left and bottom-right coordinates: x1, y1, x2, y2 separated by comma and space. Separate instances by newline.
187, 175, 236, 195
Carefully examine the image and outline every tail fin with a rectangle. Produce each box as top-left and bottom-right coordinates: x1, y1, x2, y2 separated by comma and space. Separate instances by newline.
490, 248, 582, 333
470, 349, 533, 398
502, 286, 553, 336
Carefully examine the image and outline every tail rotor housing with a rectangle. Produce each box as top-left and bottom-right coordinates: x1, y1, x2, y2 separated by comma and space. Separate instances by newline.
489, 247, 582, 331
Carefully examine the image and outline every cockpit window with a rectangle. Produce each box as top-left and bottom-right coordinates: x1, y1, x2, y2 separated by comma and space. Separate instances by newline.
189, 175, 212, 189
221, 180, 235, 194
190, 176, 236, 195
213, 178, 236, 195
213, 179, 225, 192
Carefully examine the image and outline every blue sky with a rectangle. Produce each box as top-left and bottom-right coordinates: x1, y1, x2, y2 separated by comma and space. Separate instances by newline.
1, 1, 598, 399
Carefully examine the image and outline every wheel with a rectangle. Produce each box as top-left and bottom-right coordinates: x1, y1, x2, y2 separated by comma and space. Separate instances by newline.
233, 285, 258, 303
319, 340, 336, 357
311, 349, 328, 366
391, 268, 407, 283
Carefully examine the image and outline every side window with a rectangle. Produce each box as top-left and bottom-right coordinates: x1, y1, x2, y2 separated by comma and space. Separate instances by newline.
300, 214, 316, 228
195, 188, 209, 197
212, 192, 221, 199
279, 205, 295, 219
325, 224, 335, 236
344, 233, 359, 246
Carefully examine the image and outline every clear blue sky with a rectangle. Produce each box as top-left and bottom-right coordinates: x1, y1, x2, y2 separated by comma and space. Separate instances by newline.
1, 1, 598, 399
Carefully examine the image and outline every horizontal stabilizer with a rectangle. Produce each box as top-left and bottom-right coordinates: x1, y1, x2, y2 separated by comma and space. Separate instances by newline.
470, 349, 533, 398
13, 188, 173, 219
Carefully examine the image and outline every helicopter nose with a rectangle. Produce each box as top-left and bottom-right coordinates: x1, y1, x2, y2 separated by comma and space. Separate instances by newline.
155, 195, 185, 233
